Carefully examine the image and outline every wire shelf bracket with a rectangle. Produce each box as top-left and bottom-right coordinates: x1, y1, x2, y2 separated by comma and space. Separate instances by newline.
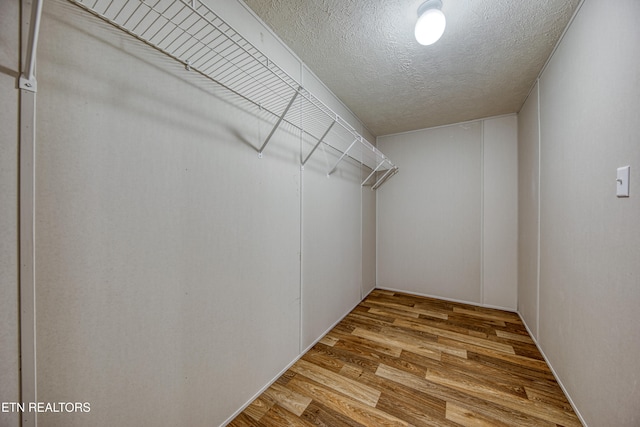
258, 86, 301, 158
327, 138, 357, 177
301, 119, 335, 169
67, 0, 398, 189
361, 159, 386, 187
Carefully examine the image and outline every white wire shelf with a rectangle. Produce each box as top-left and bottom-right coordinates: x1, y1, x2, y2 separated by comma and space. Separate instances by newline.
68, 0, 398, 189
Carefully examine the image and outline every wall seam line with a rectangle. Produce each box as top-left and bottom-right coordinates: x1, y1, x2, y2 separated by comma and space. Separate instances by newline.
298, 60, 304, 355
360, 165, 364, 300
19, 1, 39, 425
536, 79, 541, 341
374, 137, 379, 289
480, 120, 485, 306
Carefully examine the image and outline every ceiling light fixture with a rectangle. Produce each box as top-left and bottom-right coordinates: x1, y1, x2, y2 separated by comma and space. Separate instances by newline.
414, 0, 446, 46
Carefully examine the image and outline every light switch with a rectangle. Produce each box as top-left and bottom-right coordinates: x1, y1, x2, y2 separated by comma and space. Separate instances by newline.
617, 166, 630, 197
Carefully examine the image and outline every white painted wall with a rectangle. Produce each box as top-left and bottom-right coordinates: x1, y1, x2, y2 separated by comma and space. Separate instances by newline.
0, 1, 21, 426
301, 140, 363, 349
377, 123, 482, 302
300, 69, 361, 349
362, 174, 377, 296
0, 0, 378, 426
36, 3, 300, 426
377, 116, 517, 310
298, 67, 377, 349
518, 82, 540, 338
482, 116, 518, 309
518, 1, 640, 426
361, 124, 378, 295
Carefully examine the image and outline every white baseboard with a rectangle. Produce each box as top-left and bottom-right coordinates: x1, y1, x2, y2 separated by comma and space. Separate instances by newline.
379, 286, 587, 425
375, 286, 518, 313
220, 288, 375, 426
221, 287, 587, 427
517, 313, 588, 427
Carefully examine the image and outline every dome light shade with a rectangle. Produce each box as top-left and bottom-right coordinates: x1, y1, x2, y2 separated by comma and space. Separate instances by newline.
415, 0, 446, 46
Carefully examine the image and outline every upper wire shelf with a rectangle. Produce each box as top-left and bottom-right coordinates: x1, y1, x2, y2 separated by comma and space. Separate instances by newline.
68, 0, 398, 189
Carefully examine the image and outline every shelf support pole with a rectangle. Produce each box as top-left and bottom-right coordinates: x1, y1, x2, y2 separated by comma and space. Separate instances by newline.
258, 86, 301, 157
327, 138, 358, 176
361, 159, 387, 186
301, 120, 335, 167
19, 0, 43, 92
372, 166, 398, 190
19, 2, 43, 427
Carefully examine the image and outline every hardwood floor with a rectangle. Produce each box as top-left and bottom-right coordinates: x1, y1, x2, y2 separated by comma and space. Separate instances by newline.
228, 290, 581, 427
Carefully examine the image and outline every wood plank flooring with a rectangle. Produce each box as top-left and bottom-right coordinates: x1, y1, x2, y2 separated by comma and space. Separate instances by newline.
228, 290, 581, 427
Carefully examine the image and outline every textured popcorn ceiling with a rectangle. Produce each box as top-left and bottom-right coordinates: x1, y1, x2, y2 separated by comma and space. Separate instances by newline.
242, 0, 581, 136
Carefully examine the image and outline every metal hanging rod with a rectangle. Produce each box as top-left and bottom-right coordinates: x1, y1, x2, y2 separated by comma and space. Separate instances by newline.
361, 159, 387, 187
372, 166, 399, 190
68, 0, 397, 188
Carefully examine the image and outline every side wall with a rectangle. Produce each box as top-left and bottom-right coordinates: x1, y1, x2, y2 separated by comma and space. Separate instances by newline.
518, 1, 640, 425
300, 66, 374, 350
517, 81, 540, 338
4, 0, 378, 426
377, 115, 517, 310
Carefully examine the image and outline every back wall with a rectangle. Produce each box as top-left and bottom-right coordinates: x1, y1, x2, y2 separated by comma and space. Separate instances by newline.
377, 115, 518, 310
